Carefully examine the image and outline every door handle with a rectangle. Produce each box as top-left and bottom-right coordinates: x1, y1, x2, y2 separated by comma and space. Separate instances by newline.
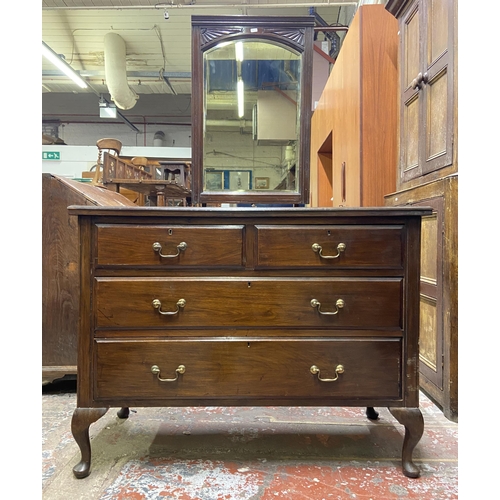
411, 72, 428, 90
341, 161, 346, 203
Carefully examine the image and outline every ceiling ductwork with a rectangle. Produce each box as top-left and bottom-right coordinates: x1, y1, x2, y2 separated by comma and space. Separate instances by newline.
104, 32, 139, 110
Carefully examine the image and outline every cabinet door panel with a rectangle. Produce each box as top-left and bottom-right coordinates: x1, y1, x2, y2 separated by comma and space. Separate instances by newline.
422, 0, 454, 174
426, 69, 448, 162
420, 294, 438, 372
403, 94, 421, 181
428, 0, 449, 65
400, 2, 423, 182
404, 4, 421, 90
415, 197, 443, 391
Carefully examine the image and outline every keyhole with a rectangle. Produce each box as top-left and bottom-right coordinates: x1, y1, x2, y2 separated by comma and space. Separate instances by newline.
247, 342, 251, 348
248, 282, 252, 288
168, 229, 173, 235
327, 230, 331, 237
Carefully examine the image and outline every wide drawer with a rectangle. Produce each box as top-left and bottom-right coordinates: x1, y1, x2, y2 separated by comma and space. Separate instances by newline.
255, 225, 404, 268
95, 277, 402, 329
95, 224, 244, 267
94, 338, 402, 400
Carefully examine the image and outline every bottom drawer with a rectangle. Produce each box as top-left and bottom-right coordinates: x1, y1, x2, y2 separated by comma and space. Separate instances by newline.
94, 338, 402, 401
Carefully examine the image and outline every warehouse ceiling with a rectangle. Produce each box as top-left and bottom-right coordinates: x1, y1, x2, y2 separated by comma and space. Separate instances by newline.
42, 0, 366, 129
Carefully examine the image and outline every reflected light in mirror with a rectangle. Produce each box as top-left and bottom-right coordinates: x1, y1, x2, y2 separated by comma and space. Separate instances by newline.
237, 78, 244, 118
235, 41, 244, 62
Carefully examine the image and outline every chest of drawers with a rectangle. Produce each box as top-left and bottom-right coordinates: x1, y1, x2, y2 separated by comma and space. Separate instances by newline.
68, 206, 431, 479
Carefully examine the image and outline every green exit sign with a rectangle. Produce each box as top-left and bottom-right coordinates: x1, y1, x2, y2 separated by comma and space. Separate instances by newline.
43, 151, 61, 160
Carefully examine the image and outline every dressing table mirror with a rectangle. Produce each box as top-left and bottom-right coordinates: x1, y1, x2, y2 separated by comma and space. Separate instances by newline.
191, 15, 314, 205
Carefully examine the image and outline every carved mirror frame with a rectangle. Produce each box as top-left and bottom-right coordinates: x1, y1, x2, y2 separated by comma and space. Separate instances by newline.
191, 15, 314, 205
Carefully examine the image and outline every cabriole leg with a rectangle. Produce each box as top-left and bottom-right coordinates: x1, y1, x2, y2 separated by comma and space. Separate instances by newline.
389, 407, 424, 478
71, 407, 108, 479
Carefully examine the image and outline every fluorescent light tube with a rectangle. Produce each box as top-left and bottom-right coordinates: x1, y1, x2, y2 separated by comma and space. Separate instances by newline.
42, 41, 88, 89
237, 78, 244, 118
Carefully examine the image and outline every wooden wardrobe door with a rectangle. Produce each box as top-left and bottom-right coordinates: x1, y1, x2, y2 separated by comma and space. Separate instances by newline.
421, 0, 455, 175
399, 0, 455, 183
400, 0, 422, 183
415, 197, 444, 392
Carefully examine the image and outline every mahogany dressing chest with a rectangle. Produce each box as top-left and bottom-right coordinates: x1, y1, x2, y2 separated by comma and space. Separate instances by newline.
69, 205, 431, 478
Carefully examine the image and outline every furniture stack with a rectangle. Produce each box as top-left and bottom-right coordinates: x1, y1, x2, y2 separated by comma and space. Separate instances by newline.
384, 0, 458, 422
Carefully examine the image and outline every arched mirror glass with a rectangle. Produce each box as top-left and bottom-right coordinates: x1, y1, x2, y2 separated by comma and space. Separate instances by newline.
203, 40, 301, 195
191, 16, 314, 205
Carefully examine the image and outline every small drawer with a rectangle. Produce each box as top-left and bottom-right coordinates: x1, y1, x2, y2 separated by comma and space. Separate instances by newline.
95, 224, 244, 267
94, 338, 402, 400
95, 277, 402, 330
255, 225, 404, 269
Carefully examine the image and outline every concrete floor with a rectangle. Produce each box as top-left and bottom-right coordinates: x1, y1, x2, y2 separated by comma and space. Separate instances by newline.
42, 378, 458, 499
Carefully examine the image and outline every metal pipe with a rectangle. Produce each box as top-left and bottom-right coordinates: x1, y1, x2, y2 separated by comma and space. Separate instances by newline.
43, 2, 358, 11
42, 118, 191, 127
313, 26, 348, 31
43, 70, 191, 80
43, 113, 190, 122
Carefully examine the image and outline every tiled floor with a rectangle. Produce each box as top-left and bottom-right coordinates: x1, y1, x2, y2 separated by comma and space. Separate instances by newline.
42, 378, 458, 499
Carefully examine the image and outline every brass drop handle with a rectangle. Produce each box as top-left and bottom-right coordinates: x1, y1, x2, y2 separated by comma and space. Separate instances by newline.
151, 364, 185, 382
153, 241, 187, 258
311, 298, 344, 315
312, 242, 346, 259
152, 298, 186, 315
310, 364, 344, 382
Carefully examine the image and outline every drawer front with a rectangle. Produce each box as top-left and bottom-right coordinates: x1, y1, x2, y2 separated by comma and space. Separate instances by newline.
255, 225, 404, 268
95, 277, 402, 329
95, 224, 244, 267
94, 338, 402, 400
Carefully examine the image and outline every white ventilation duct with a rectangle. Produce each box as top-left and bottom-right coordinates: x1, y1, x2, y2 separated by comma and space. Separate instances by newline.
104, 32, 139, 110
206, 119, 252, 128
153, 131, 166, 147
